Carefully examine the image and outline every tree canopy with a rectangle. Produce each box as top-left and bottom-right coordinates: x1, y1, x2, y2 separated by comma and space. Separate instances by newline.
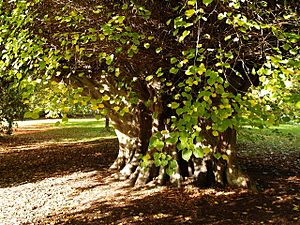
0, 0, 299, 187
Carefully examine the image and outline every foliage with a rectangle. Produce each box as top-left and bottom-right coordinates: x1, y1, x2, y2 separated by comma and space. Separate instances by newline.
0, 79, 28, 134
1, 0, 299, 175
25, 80, 95, 119
0, 0, 57, 132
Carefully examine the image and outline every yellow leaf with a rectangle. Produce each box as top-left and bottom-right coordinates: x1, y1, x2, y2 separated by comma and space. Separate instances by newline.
185, 9, 195, 18
63, 107, 70, 112
123, 107, 129, 113
98, 104, 105, 108
222, 154, 229, 161
91, 105, 98, 110
102, 95, 110, 101
113, 106, 120, 111
203, 147, 211, 154
212, 131, 219, 136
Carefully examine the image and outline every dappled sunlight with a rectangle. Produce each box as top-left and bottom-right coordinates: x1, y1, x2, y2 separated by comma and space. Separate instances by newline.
0, 136, 118, 188
287, 176, 300, 182
0, 171, 120, 224
0, 169, 171, 224
0, 120, 299, 224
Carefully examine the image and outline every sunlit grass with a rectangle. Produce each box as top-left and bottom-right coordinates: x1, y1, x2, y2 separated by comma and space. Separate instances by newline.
16, 118, 116, 143
16, 119, 299, 151
237, 124, 300, 152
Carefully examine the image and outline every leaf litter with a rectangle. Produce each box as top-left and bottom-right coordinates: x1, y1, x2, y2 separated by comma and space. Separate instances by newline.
0, 124, 299, 224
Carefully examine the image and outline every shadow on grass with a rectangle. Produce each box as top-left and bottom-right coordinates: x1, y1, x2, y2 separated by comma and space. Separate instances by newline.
0, 138, 118, 188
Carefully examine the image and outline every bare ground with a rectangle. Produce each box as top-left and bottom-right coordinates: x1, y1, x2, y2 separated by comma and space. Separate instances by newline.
0, 124, 299, 225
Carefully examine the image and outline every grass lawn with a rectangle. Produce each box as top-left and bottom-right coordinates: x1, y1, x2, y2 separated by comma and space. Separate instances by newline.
14, 118, 116, 143
238, 124, 300, 153
15, 118, 299, 152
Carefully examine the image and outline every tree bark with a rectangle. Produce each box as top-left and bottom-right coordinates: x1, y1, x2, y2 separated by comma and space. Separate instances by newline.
194, 127, 253, 189
105, 116, 110, 129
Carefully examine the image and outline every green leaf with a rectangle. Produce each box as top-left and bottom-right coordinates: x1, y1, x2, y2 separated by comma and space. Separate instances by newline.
156, 47, 163, 53
170, 67, 179, 74
193, 148, 204, 158
31, 113, 40, 120
145, 75, 153, 81
144, 43, 150, 49
182, 149, 192, 161
198, 63, 206, 75
166, 137, 178, 144
185, 9, 195, 18
224, 35, 232, 41
16, 73, 22, 80
115, 68, 120, 77
151, 139, 165, 150
115, 47, 123, 53
24, 112, 32, 119
154, 158, 162, 167
289, 49, 298, 55
39, 61, 46, 70
105, 54, 114, 65
95, 115, 101, 120
282, 43, 290, 51
166, 160, 178, 176
179, 30, 190, 43
170, 57, 178, 64
218, 12, 227, 20
62, 117, 68, 123
214, 152, 222, 160
169, 102, 180, 109
203, 0, 214, 6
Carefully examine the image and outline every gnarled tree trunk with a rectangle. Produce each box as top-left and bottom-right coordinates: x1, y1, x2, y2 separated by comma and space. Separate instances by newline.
108, 104, 253, 189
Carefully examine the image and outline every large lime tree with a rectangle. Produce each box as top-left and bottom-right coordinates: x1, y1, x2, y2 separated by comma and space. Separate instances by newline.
1, 0, 299, 188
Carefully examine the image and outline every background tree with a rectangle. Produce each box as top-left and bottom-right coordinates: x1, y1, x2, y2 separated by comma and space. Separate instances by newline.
0, 79, 28, 134
0, 0, 59, 133
1, 0, 299, 188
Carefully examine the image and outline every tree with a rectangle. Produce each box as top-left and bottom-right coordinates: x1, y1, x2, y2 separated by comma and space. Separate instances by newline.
1, 0, 299, 188
0, 79, 27, 134
0, 0, 55, 133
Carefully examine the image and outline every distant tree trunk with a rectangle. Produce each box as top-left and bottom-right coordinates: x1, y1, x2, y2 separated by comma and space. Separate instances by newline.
109, 104, 253, 189
5, 118, 13, 135
105, 116, 110, 129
